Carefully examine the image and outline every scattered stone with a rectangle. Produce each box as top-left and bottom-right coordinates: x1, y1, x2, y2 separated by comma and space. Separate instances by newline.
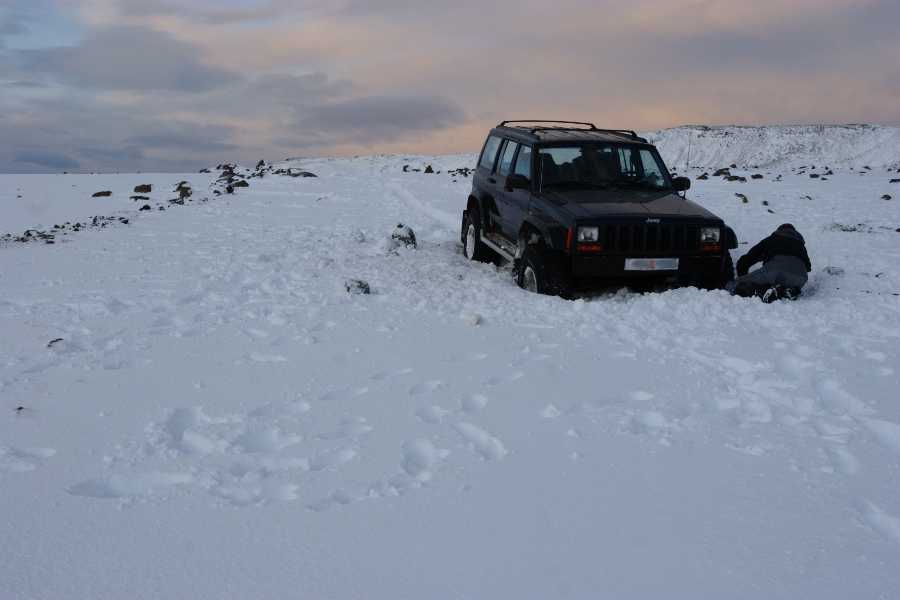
169, 198, 184, 205
92, 191, 112, 197
863, 166, 871, 170
725, 175, 746, 182
751, 174, 763, 179
762, 200, 769, 206
402, 165, 409, 172
882, 195, 892, 200
233, 180, 249, 188
824, 267, 844, 276
131, 195, 150, 201
199, 168, 210, 173
391, 223, 417, 249
810, 174, 819, 178
695, 172, 709, 180
343, 279, 370, 295
140, 205, 151, 211
48, 338, 64, 347
424, 165, 434, 174
713, 168, 730, 177
256, 159, 266, 169
134, 184, 152, 193
890, 179, 899, 183
730, 163, 737, 168
735, 193, 748, 203
289, 169, 317, 177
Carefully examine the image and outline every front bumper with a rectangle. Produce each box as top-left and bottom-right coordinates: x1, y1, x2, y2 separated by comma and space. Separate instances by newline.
571, 255, 726, 277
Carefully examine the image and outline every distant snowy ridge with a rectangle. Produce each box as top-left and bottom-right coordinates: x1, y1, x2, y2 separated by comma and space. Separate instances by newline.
272, 125, 899, 175
643, 125, 900, 171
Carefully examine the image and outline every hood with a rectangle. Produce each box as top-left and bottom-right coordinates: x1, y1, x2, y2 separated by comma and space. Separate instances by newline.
774, 228, 805, 243
540, 188, 717, 219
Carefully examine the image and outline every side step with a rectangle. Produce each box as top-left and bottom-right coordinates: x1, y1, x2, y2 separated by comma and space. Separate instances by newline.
482, 232, 516, 263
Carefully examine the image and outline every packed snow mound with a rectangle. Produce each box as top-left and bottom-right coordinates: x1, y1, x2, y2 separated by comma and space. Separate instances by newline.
643, 124, 900, 171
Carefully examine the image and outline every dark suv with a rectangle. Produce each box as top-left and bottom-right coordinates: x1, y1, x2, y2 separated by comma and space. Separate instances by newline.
461, 121, 737, 298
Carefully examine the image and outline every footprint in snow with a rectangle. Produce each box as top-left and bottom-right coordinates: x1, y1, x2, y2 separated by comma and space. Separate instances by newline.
409, 380, 443, 395
452, 423, 507, 460
1, 447, 56, 473
319, 386, 368, 401
317, 424, 372, 440
371, 367, 413, 380
825, 444, 861, 475
416, 406, 447, 423
484, 372, 523, 386
461, 395, 487, 413
309, 449, 356, 471
442, 353, 488, 363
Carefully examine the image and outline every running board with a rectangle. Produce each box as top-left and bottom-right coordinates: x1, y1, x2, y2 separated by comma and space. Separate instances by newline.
482, 233, 516, 263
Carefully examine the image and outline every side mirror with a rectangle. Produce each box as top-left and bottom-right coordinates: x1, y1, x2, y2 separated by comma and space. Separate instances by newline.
506, 173, 530, 190
672, 176, 691, 192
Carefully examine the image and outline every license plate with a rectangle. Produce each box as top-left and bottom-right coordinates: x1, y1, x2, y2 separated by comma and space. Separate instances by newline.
624, 258, 679, 271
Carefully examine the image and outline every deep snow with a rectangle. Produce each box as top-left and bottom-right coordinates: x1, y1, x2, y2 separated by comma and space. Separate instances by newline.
1, 143, 899, 599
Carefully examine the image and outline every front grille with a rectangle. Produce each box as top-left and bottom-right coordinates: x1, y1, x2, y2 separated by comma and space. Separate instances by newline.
600, 225, 700, 254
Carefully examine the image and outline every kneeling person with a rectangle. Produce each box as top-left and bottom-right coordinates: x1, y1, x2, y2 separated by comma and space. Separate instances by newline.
726, 223, 811, 302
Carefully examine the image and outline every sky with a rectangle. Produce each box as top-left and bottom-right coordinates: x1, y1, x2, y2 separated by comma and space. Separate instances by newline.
0, 0, 898, 174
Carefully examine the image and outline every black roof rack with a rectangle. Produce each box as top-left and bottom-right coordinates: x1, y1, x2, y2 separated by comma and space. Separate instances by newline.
497, 120, 640, 140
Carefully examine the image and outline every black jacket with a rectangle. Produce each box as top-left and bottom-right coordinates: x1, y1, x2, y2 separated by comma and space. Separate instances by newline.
736, 229, 811, 277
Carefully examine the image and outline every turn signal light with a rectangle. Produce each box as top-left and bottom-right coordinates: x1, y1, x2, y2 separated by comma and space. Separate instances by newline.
578, 244, 603, 252
700, 245, 722, 252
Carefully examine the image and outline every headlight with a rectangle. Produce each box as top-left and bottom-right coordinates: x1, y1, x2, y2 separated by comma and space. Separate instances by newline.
577, 226, 599, 242
700, 227, 720, 243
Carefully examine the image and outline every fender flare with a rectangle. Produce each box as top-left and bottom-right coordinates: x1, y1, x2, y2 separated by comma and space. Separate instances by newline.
725, 226, 738, 249
520, 215, 568, 251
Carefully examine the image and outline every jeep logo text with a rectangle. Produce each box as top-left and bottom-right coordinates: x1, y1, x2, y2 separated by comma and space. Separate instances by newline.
646, 218, 660, 223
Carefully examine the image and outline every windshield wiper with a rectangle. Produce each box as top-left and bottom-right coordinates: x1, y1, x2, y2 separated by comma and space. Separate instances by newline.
543, 180, 608, 189
608, 180, 668, 191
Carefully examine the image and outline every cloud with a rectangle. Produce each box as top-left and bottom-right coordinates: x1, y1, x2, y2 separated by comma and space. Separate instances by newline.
22, 25, 242, 92
290, 94, 466, 146
14, 149, 79, 169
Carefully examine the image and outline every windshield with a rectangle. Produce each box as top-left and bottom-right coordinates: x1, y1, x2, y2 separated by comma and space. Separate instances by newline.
538, 144, 672, 190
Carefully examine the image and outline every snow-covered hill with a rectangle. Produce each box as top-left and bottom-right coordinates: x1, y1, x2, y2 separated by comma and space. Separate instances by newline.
1, 140, 898, 598
644, 124, 900, 171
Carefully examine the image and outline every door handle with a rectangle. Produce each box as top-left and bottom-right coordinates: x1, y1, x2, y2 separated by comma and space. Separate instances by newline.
487, 178, 496, 184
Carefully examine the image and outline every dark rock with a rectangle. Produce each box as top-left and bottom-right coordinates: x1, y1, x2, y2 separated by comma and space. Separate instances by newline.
810, 174, 819, 178
713, 168, 730, 177
289, 169, 317, 177
735, 193, 748, 203
695, 174, 708, 180
890, 179, 899, 183
225, 185, 234, 194
131, 195, 150, 201
883, 195, 892, 200
92, 191, 112, 197
199, 168, 210, 173
140, 205, 151, 211
233, 180, 249, 188
169, 198, 184, 205
343, 279, 371, 295
751, 174, 763, 179
863, 166, 871, 170
424, 165, 434, 174
730, 164, 737, 168
762, 201, 769, 206
134, 184, 152, 193
391, 223, 417, 249
403, 165, 409, 172
256, 159, 266, 169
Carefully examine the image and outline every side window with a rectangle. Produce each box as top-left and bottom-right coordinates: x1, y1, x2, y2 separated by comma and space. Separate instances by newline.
497, 141, 518, 176
479, 136, 503, 170
512, 145, 532, 180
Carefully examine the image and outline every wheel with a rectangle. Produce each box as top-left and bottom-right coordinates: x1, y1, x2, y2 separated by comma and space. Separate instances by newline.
462, 210, 491, 262
517, 244, 573, 299
697, 252, 735, 290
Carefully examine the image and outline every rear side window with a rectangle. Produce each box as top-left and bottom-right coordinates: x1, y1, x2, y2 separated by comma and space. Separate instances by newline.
497, 141, 518, 176
479, 136, 502, 170
512, 145, 532, 179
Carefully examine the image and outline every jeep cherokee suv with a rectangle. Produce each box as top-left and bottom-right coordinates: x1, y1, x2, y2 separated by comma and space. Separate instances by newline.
461, 121, 737, 298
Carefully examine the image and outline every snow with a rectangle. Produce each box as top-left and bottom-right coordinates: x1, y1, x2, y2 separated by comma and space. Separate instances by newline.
1, 134, 899, 598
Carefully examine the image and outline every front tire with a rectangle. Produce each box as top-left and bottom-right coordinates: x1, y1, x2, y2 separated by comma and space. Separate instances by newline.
698, 253, 735, 290
517, 244, 573, 299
